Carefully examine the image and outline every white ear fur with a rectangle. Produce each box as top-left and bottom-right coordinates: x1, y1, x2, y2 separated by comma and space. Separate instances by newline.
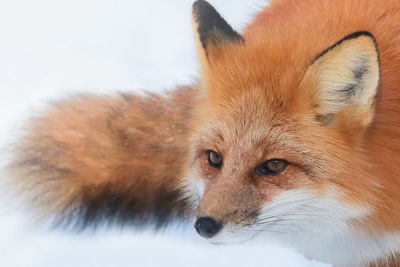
307, 32, 380, 123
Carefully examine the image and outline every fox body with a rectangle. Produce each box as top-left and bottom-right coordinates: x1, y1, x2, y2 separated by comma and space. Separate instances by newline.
7, 0, 400, 266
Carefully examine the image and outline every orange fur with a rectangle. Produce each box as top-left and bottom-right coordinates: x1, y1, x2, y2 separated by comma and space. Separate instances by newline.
188, 0, 400, 265
7, 0, 400, 265
8, 88, 196, 228
207, 0, 400, 232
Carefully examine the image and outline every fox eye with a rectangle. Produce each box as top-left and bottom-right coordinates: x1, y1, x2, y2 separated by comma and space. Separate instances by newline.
254, 159, 288, 176
207, 150, 223, 168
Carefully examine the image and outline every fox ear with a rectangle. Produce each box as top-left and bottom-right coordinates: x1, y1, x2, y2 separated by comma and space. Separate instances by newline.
192, 0, 244, 64
305, 31, 380, 126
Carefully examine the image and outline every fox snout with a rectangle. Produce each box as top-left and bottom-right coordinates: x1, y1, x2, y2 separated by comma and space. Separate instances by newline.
194, 217, 222, 238
192, 173, 260, 239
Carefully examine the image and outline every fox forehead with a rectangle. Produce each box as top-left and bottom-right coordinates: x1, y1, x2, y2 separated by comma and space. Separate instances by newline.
193, 86, 314, 153
198, 42, 319, 137
194, 96, 288, 152
203, 37, 317, 96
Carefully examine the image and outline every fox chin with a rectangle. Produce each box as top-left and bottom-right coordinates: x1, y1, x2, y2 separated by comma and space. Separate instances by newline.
7, 0, 400, 266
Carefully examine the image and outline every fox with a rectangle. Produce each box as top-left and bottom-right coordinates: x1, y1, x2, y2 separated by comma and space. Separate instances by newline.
6, 0, 400, 266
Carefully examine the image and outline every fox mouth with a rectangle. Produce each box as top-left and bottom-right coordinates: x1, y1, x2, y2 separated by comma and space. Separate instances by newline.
195, 219, 277, 246
208, 231, 259, 245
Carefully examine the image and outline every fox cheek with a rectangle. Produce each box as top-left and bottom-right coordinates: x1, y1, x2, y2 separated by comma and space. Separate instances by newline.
185, 173, 205, 209
189, 176, 205, 199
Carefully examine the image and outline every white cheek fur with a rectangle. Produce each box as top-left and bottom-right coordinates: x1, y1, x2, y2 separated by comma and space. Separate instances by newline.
202, 188, 400, 266
182, 171, 204, 211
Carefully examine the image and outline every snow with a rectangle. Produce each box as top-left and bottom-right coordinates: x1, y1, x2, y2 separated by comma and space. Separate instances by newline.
0, 0, 330, 266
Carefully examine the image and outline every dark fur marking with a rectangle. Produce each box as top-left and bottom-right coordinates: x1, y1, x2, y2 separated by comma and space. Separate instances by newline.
310, 31, 379, 66
353, 65, 367, 81
339, 83, 357, 97
338, 83, 360, 98
352, 57, 369, 83
338, 61, 369, 98
61, 180, 191, 231
192, 0, 244, 54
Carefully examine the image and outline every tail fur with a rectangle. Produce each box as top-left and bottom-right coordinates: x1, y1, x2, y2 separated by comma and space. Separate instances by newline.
7, 86, 197, 230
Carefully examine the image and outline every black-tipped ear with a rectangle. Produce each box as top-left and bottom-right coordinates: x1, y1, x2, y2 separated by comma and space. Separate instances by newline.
304, 31, 380, 126
192, 0, 243, 57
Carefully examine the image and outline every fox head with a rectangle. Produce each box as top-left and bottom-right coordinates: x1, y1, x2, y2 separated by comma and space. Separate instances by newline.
184, 0, 382, 262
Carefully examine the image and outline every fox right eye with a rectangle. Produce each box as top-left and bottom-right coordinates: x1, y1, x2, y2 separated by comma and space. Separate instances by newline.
207, 150, 223, 168
254, 159, 288, 176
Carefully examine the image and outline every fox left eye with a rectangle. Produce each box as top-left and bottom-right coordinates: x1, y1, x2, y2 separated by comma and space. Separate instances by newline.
207, 150, 223, 169
254, 159, 288, 176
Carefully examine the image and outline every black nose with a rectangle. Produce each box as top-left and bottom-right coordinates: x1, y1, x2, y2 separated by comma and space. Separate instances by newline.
194, 217, 222, 238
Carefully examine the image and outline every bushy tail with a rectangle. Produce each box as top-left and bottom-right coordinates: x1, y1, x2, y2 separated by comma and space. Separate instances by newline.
7, 86, 197, 230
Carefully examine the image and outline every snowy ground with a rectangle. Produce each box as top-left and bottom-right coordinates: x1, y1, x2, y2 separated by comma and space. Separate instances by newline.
0, 1, 330, 266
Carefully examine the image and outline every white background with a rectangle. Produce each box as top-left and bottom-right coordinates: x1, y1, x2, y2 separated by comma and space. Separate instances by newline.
0, 1, 329, 266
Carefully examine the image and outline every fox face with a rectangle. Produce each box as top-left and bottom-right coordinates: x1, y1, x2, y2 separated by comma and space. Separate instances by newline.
184, 1, 386, 263
7, 0, 400, 265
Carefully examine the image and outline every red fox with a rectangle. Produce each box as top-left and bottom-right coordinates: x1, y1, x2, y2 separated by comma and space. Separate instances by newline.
7, 0, 400, 266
